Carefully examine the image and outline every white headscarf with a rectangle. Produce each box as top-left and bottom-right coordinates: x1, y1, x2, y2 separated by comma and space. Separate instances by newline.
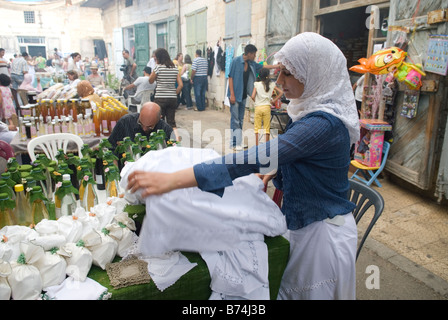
274, 32, 360, 145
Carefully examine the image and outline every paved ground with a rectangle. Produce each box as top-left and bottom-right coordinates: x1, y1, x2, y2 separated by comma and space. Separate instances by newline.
174, 105, 448, 300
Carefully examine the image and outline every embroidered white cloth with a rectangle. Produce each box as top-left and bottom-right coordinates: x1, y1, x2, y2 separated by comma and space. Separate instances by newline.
120, 147, 287, 299
44, 277, 111, 300
274, 32, 360, 145
140, 252, 197, 292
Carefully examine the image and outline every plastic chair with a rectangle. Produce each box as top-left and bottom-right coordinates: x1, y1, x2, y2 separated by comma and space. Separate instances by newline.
348, 179, 385, 260
0, 140, 15, 160
27, 133, 84, 162
350, 141, 390, 188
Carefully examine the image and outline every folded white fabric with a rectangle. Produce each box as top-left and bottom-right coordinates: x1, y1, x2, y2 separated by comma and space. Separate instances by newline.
120, 147, 287, 256
120, 147, 287, 299
141, 252, 197, 292
44, 277, 111, 300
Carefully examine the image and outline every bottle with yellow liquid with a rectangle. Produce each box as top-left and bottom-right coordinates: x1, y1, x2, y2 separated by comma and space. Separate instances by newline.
0, 192, 16, 228
29, 186, 49, 225
13, 184, 33, 226
81, 172, 98, 211
105, 165, 123, 198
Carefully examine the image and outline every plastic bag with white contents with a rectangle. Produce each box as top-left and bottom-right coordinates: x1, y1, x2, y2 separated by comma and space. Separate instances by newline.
34, 247, 70, 288
0, 259, 11, 300
8, 242, 44, 300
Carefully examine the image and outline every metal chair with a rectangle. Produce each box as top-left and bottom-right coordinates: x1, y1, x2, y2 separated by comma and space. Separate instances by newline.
348, 179, 385, 260
350, 141, 390, 187
27, 133, 84, 162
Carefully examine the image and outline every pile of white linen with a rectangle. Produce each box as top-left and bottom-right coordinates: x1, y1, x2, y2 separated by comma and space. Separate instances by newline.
120, 147, 287, 299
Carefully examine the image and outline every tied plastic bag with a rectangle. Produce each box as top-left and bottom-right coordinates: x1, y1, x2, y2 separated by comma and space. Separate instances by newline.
34, 247, 70, 288
0, 259, 11, 300
107, 196, 128, 214
0, 226, 39, 263
87, 228, 119, 270
30, 219, 67, 251
63, 238, 94, 282
112, 212, 137, 257
57, 215, 84, 244
8, 242, 44, 300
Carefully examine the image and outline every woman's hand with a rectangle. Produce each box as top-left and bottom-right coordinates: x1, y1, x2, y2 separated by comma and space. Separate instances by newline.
127, 170, 175, 197
255, 171, 277, 187
126, 168, 197, 198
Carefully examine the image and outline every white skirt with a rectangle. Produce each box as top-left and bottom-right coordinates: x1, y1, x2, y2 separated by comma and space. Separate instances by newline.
277, 213, 357, 300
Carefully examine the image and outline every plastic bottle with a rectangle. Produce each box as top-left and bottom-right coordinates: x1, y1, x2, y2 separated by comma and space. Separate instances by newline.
29, 186, 49, 225
93, 108, 101, 137
13, 184, 33, 226
55, 179, 78, 219
81, 172, 98, 211
0, 193, 16, 228
77, 114, 84, 137
18, 117, 27, 141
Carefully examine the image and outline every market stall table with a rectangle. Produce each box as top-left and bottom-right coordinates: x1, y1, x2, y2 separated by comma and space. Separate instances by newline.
10, 132, 104, 157
88, 236, 290, 300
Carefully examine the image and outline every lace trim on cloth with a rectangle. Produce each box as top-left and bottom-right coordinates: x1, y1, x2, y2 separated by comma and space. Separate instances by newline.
106, 258, 151, 289
278, 278, 338, 296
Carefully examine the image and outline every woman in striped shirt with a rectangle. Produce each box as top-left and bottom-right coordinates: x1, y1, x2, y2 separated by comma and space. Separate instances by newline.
149, 48, 183, 140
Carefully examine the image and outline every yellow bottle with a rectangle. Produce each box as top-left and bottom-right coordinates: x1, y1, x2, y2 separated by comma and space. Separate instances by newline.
0, 193, 16, 228
29, 186, 49, 225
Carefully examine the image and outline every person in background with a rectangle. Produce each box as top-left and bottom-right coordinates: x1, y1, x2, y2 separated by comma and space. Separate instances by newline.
35, 53, 46, 72
77, 80, 102, 107
19, 73, 42, 93
0, 74, 19, 129
124, 66, 155, 104
122, 49, 137, 82
173, 53, 185, 106
0, 48, 10, 77
108, 102, 173, 152
87, 63, 105, 88
67, 52, 82, 76
352, 74, 365, 118
250, 68, 283, 146
26, 55, 37, 84
126, 33, 360, 301
149, 48, 182, 140
10, 52, 28, 89
227, 44, 277, 151
180, 54, 193, 110
190, 49, 208, 112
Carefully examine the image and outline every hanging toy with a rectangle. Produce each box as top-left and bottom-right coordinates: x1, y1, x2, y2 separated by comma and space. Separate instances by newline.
350, 47, 407, 75
350, 47, 426, 90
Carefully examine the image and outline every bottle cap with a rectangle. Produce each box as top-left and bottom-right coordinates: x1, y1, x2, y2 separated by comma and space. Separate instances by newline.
31, 186, 42, 194
62, 174, 71, 181
0, 193, 9, 200
14, 184, 24, 192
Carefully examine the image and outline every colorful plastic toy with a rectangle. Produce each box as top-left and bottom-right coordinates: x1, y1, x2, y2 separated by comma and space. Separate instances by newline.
350, 47, 426, 90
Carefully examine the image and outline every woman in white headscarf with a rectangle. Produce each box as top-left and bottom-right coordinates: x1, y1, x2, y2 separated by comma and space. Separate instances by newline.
126, 33, 360, 300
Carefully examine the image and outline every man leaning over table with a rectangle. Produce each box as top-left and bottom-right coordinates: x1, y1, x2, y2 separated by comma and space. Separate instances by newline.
108, 102, 174, 153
